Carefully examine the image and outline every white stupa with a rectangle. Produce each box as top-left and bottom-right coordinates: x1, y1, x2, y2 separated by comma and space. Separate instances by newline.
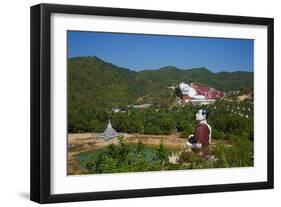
98, 120, 120, 141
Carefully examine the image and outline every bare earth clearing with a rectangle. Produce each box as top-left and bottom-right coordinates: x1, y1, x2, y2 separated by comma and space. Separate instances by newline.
67, 133, 233, 174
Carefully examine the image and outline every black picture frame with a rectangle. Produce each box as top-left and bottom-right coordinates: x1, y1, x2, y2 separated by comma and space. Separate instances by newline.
30, 3, 274, 204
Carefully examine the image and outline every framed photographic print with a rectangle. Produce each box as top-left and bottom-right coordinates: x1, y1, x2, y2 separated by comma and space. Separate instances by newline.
30, 3, 274, 204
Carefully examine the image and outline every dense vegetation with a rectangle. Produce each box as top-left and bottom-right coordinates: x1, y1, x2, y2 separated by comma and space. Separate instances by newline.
76, 135, 253, 174
69, 99, 253, 142
68, 56, 254, 173
70, 99, 254, 174
68, 56, 253, 133
78, 138, 171, 173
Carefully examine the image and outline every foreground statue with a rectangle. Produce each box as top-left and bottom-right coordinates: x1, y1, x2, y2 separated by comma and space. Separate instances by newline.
186, 109, 212, 159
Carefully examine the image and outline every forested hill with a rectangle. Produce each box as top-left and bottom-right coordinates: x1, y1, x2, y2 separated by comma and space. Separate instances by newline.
68, 56, 253, 110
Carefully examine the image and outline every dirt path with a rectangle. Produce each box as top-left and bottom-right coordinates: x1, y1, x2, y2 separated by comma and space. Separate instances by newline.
68, 133, 232, 159
68, 132, 232, 148
68, 133, 186, 153
67, 133, 185, 173
67, 133, 234, 174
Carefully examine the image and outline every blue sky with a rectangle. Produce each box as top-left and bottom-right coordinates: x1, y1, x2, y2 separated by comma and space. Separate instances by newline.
68, 31, 253, 73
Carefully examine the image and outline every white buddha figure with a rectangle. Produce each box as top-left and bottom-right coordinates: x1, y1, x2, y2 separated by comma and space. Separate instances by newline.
179, 82, 206, 100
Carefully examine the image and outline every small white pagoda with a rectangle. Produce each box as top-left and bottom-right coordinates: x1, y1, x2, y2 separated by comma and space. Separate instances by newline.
98, 120, 120, 141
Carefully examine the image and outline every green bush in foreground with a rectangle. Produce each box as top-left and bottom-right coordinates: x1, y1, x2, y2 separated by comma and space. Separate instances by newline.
78, 135, 253, 174
212, 136, 253, 168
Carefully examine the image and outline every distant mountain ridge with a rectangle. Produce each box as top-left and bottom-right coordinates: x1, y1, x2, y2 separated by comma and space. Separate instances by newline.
68, 56, 253, 110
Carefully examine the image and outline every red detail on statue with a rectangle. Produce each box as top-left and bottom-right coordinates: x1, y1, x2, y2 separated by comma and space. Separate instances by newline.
194, 123, 210, 158
190, 83, 225, 99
